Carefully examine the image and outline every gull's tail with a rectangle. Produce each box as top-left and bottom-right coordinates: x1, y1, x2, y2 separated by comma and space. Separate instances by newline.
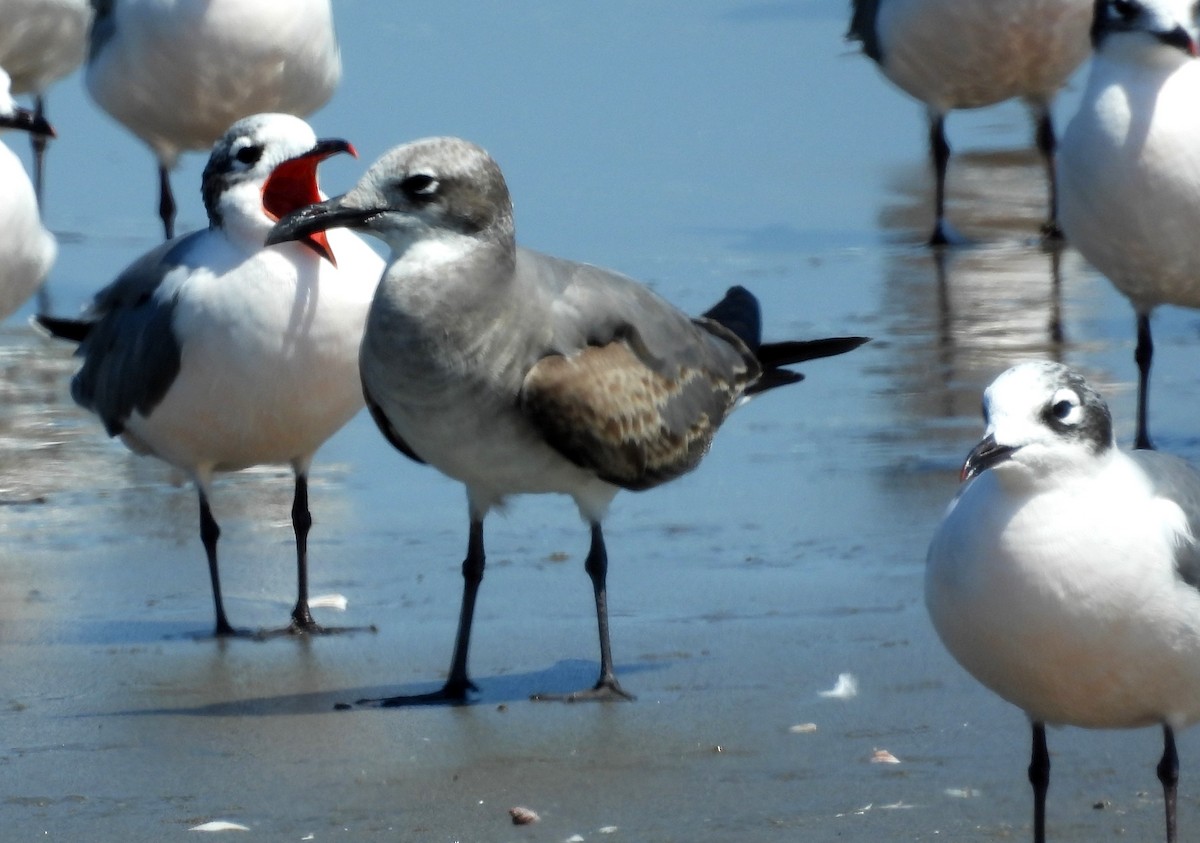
701, 285, 869, 395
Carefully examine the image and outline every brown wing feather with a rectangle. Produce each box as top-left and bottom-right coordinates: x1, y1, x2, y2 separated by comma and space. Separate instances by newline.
522, 340, 741, 491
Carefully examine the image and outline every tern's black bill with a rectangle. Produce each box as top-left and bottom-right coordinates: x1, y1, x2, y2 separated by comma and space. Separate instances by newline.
961, 434, 1017, 482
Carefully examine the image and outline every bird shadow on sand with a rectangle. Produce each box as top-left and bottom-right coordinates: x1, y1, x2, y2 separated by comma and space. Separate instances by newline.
88, 659, 668, 718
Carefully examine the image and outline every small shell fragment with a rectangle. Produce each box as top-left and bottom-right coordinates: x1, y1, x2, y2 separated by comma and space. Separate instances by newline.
789, 722, 818, 734
308, 593, 348, 611
870, 748, 901, 764
509, 806, 540, 825
189, 820, 250, 832
818, 673, 858, 699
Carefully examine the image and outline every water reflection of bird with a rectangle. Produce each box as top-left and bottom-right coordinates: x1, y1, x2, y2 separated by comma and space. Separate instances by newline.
1059, 0, 1200, 450
36, 114, 383, 637
0, 67, 55, 322
927, 361, 1200, 843
268, 136, 869, 705
0, 0, 89, 203
874, 237, 1075, 440
85, 0, 342, 240
848, 0, 1092, 244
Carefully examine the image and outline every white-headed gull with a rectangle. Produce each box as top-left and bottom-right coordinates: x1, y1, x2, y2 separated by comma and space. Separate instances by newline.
927, 360, 1200, 843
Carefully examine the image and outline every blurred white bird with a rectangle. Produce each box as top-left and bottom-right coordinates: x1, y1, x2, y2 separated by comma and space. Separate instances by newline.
38, 114, 383, 637
848, 0, 1092, 244
0, 0, 90, 201
0, 66, 55, 321
1059, 0, 1200, 450
86, 0, 342, 239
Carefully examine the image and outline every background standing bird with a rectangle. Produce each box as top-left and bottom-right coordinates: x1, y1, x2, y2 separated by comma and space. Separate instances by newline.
848, 0, 1092, 244
927, 360, 1200, 843
1059, 0, 1200, 450
0, 66, 56, 321
0, 0, 89, 203
269, 136, 869, 704
37, 113, 384, 637
85, 0, 342, 240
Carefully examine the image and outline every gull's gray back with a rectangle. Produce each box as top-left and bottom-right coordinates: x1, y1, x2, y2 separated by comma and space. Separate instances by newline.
1131, 449, 1200, 589
517, 248, 759, 489
70, 233, 197, 436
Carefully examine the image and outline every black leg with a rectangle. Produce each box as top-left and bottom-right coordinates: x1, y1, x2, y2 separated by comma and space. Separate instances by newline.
359, 518, 485, 706
198, 489, 238, 637
928, 113, 951, 246
31, 94, 47, 207
1047, 243, 1065, 346
250, 470, 376, 639
1034, 105, 1064, 241
289, 472, 318, 631
158, 163, 176, 240
1158, 724, 1179, 843
1029, 721, 1050, 843
532, 522, 634, 702
1135, 312, 1155, 450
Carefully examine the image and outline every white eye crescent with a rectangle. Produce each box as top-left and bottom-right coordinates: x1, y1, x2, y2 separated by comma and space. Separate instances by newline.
1049, 388, 1083, 426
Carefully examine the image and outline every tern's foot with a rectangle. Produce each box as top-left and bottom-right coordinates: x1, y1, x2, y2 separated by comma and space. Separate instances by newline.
252, 621, 378, 640
1040, 220, 1065, 243
531, 676, 635, 703
357, 677, 479, 708
209, 619, 254, 639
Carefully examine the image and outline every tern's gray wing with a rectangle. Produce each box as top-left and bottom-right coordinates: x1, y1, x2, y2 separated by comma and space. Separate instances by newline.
70, 234, 199, 436
1130, 450, 1200, 589
847, 0, 883, 61
517, 249, 759, 491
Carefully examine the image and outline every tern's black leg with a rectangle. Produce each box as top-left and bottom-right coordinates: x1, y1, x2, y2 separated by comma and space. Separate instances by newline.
158, 163, 176, 240
1158, 724, 1179, 843
198, 490, 239, 637
1034, 105, 1064, 241
359, 518, 485, 706
1029, 721, 1050, 843
533, 522, 634, 703
928, 113, 952, 247
1135, 313, 1155, 451
31, 94, 48, 206
290, 471, 316, 628
252, 470, 376, 639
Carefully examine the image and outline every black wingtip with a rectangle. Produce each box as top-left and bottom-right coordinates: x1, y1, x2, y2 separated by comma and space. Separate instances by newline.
756, 335, 870, 368
30, 314, 91, 343
701, 285, 762, 350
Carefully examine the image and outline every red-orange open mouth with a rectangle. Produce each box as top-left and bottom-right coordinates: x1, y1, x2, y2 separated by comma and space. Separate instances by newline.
262, 138, 357, 265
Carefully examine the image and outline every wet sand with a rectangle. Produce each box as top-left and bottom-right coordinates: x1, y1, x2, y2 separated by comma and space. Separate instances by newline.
2, 3, 1199, 841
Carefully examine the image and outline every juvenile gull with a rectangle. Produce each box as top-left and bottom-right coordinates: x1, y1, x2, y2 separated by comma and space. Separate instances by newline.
926, 361, 1200, 843
848, 0, 1092, 244
1059, 0, 1200, 449
38, 113, 384, 637
86, 0, 342, 239
268, 136, 869, 704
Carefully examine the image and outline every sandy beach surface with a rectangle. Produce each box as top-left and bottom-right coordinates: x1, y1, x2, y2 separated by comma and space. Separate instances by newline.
2, 3, 1198, 841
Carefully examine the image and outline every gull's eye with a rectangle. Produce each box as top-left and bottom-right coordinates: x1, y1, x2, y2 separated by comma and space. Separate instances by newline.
235, 144, 263, 166
1047, 389, 1083, 427
400, 174, 439, 200
1113, 0, 1140, 21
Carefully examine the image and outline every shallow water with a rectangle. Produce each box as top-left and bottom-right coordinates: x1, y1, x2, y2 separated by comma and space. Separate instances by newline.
2, 2, 1199, 841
